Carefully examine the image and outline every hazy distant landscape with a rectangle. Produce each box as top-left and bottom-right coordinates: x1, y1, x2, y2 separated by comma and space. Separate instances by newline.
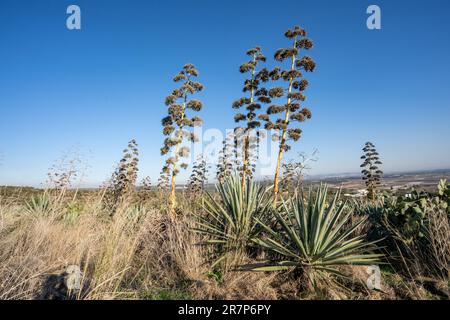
307, 169, 450, 192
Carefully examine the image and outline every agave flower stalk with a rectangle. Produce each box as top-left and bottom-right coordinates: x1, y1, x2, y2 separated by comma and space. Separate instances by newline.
232, 47, 270, 189
160, 64, 204, 211
216, 132, 235, 183
157, 168, 170, 193
186, 154, 209, 197
105, 139, 139, 215
360, 142, 383, 202
138, 176, 152, 202
259, 26, 316, 204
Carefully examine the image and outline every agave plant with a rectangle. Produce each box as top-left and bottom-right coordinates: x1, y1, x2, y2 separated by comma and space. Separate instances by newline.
26, 194, 53, 217
125, 204, 148, 229
194, 174, 272, 268
250, 185, 381, 285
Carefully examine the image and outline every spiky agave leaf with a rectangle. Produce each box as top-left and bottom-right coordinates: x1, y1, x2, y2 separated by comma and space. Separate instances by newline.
193, 174, 273, 267
249, 185, 381, 279
26, 193, 53, 216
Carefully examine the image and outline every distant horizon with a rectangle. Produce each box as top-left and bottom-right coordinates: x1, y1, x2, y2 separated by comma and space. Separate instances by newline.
2, 167, 449, 189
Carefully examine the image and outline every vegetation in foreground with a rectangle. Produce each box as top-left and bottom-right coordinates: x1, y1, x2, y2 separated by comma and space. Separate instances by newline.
0, 176, 448, 300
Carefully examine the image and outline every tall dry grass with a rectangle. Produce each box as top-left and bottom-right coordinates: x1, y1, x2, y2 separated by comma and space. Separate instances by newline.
0, 189, 281, 300
0, 192, 142, 299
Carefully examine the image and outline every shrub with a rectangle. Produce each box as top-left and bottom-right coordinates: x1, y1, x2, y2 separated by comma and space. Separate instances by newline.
355, 190, 429, 247
280, 150, 318, 195
436, 179, 450, 215
357, 180, 450, 285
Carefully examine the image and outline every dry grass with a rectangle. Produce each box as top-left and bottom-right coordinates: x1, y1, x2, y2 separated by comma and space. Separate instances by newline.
0, 193, 142, 299
0, 190, 285, 300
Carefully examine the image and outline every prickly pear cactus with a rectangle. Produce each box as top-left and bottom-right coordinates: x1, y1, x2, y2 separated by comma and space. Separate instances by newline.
436, 179, 450, 215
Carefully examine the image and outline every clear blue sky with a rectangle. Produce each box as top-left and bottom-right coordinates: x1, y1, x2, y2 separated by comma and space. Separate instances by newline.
1, 0, 450, 187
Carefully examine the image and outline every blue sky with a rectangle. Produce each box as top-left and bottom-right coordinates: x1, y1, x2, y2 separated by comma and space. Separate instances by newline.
1, 0, 450, 187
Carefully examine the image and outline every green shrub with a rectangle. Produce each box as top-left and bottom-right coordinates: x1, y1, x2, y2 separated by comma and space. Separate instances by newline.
436, 179, 450, 215
357, 180, 450, 283
64, 201, 83, 224
358, 180, 450, 244
375, 191, 428, 242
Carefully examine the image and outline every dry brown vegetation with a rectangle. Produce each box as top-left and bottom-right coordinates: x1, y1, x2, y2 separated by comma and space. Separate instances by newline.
0, 189, 289, 300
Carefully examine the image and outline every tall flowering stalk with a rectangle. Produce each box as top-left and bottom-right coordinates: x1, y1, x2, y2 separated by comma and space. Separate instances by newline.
138, 176, 152, 203
360, 142, 383, 201
260, 26, 316, 203
105, 139, 139, 215
216, 132, 235, 183
186, 154, 208, 197
160, 64, 204, 211
232, 47, 270, 189
157, 168, 170, 193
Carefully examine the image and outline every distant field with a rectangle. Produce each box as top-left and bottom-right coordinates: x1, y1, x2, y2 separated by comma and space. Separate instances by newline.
304, 170, 450, 194
2, 170, 450, 197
